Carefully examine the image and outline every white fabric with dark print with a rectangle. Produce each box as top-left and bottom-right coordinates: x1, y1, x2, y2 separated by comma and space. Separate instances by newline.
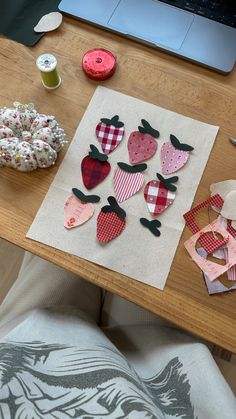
0, 307, 235, 419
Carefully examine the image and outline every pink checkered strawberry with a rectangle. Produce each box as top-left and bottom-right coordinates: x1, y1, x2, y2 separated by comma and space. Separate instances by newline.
161, 134, 194, 175
128, 119, 159, 164
144, 173, 178, 217
113, 162, 147, 202
97, 196, 126, 243
95, 115, 125, 154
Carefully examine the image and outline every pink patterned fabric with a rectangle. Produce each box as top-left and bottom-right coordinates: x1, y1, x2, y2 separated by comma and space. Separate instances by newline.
161, 141, 190, 175
184, 219, 236, 282
183, 194, 227, 254
127, 131, 157, 164
113, 167, 144, 202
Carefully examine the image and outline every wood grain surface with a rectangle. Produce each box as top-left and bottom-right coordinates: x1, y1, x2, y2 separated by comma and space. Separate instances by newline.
0, 17, 235, 351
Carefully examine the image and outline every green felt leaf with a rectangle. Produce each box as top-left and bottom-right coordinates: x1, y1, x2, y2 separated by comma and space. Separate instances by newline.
117, 162, 147, 173
102, 196, 126, 220
156, 173, 178, 192
100, 118, 111, 125
89, 144, 108, 162
140, 218, 161, 236
138, 119, 160, 138
170, 134, 194, 152
168, 176, 179, 183
100, 115, 124, 128
72, 188, 100, 203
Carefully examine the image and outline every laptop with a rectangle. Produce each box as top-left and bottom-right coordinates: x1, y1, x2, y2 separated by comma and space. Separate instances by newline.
59, 0, 236, 74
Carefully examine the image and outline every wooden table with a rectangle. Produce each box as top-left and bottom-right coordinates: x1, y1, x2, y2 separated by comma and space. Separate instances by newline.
0, 17, 235, 352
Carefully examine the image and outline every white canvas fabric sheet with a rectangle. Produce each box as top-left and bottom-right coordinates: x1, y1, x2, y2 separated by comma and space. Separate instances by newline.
27, 87, 219, 290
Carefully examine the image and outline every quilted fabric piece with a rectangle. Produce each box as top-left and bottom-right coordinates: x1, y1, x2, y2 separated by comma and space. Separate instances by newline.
144, 180, 175, 216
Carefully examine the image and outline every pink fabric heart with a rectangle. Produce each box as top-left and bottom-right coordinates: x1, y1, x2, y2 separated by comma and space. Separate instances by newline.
64, 195, 94, 229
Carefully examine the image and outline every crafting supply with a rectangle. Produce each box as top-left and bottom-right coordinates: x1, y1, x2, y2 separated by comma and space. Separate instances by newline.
229, 137, 236, 145
36, 53, 61, 89
0, 101, 66, 171
34, 12, 63, 33
82, 48, 116, 81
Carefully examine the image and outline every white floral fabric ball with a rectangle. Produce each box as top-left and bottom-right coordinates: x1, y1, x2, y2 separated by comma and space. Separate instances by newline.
0, 102, 66, 171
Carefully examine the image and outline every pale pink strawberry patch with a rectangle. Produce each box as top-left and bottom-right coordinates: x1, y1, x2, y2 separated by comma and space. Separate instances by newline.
161, 141, 189, 174
64, 195, 94, 229
161, 134, 194, 175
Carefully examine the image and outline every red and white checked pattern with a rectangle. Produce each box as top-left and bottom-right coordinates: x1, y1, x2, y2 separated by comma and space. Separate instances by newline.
227, 219, 236, 239
96, 123, 125, 154
144, 180, 176, 216
97, 211, 126, 243
113, 167, 144, 202
183, 194, 228, 254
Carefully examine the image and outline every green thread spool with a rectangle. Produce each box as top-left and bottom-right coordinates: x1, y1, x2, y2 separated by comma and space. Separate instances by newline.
36, 53, 61, 90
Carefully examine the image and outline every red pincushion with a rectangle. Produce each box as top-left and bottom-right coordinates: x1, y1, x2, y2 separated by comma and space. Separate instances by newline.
82, 48, 116, 81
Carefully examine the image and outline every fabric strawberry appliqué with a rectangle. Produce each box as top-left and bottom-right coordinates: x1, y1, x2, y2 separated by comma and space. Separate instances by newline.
161, 134, 194, 175
95, 115, 125, 154
81, 144, 111, 190
64, 189, 100, 229
128, 119, 159, 164
97, 196, 126, 243
113, 162, 147, 202
144, 173, 179, 217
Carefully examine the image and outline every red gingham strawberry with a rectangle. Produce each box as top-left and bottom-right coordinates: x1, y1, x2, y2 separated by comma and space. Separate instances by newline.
81, 144, 111, 190
95, 115, 125, 154
113, 162, 147, 202
161, 134, 194, 175
97, 196, 126, 243
128, 119, 159, 164
144, 173, 178, 216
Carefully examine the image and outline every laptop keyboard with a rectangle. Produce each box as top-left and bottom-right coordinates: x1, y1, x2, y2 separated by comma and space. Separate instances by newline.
158, 0, 236, 28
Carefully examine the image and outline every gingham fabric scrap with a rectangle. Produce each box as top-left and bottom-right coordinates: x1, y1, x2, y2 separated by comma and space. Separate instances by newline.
96, 123, 125, 154
144, 180, 176, 216
183, 194, 228, 254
